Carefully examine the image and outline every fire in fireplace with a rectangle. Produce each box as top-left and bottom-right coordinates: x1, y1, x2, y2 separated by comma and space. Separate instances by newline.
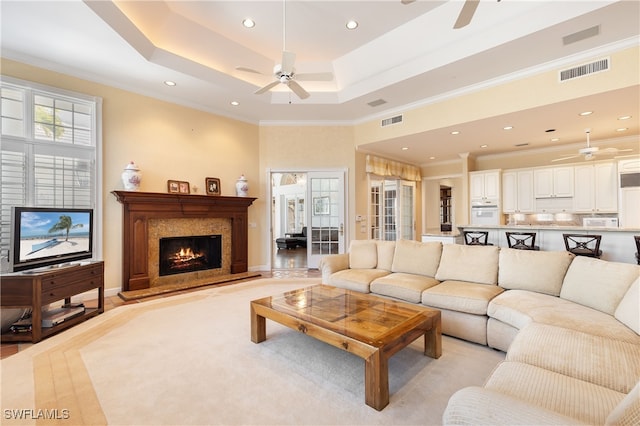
159, 235, 222, 276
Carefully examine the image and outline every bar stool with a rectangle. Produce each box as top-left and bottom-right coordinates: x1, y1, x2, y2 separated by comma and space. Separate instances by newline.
463, 231, 493, 246
634, 235, 640, 265
505, 232, 540, 250
563, 234, 602, 258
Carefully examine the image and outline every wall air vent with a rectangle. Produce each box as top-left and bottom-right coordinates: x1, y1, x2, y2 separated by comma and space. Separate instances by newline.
381, 114, 403, 127
559, 57, 609, 82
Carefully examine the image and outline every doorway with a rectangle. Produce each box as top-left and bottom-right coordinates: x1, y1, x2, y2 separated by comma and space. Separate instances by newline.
270, 170, 347, 271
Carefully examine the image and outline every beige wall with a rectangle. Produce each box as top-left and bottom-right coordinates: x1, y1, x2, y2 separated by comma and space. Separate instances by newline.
1, 59, 260, 292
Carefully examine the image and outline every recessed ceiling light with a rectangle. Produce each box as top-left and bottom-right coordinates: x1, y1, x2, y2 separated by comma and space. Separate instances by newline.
503, 126, 513, 130
579, 111, 593, 116
242, 18, 255, 28
346, 20, 358, 30
164, 80, 176, 86
231, 101, 239, 106
451, 131, 460, 135
618, 115, 632, 120
551, 138, 560, 142
616, 127, 628, 132
429, 156, 436, 160
401, 147, 409, 151
480, 144, 488, 148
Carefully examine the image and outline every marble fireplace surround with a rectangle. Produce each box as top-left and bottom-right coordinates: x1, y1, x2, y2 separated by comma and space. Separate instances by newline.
112, 191, 256, 292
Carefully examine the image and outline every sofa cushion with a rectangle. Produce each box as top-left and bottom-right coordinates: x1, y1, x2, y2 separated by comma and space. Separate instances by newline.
348, 240, 378, 269
485, 361, 626, 425
370, 272, 439, 303
506, 323, 640, 394
498, 248, 574, 296
435, 244, 500, 285
443, 386, 585, 425
560, 256, 639, 315
488, 289, 640, 344
328, 268, 390, 293
376, 240, 396, 271
615, 278, 640, 335
422, 280, 504, 315
606, 381, 640, 426
391, 239, 442, 277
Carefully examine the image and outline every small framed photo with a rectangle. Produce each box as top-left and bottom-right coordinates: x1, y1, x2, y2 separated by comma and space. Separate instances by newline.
168, 180, 190, 194
205, 177, 221, 196
167, 180, 180, 193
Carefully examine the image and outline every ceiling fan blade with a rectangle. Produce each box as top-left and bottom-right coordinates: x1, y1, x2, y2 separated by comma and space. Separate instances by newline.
287, 80, 310, 99
254, 80, 280, 95
295, 72, 334, 82
601, 147, 634, 153
235, 66, 264, 75
453, 0, 480, 29
281, 51, 296, 75
551, 155, 580, 163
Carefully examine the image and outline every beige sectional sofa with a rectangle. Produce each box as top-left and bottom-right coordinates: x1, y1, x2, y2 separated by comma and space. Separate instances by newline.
319, 239, 640, 425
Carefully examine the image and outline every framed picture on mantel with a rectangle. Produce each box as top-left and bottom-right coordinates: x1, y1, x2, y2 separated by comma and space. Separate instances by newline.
168, 180, 190, 194
206, 177, 221, 195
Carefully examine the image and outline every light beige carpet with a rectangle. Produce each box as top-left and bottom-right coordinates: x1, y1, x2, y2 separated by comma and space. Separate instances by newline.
1, 279, 505, 425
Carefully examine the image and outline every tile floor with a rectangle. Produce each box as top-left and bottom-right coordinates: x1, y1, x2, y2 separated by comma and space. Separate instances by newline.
0, 268, 321, 360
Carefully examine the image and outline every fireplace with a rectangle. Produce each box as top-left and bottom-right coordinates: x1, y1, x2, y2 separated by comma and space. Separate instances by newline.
159, 235, 222, 276
112, 191, 256, 292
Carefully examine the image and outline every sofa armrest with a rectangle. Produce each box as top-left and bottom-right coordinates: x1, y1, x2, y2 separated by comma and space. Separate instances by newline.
443, 387, 586, 425
319, 253, 349, 284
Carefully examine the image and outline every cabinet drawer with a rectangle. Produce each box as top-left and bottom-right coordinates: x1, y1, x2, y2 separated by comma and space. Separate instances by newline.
41, 264, 102, 291
41, 276, 103, 305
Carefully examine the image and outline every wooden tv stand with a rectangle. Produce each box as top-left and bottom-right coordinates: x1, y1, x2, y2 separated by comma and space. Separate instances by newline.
1, 261, 104, 343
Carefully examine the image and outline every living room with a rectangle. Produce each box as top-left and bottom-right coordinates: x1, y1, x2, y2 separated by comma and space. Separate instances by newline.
1, 1, 639, 424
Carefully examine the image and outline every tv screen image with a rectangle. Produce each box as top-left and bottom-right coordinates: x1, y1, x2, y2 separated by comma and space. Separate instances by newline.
11, 207, 93, 272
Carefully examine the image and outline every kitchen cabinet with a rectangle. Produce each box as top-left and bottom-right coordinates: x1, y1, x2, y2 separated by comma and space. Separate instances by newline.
574, 162, 618, 213
470, 170, 500, 203
502, 169, 534, 213
534, 166, 574, 198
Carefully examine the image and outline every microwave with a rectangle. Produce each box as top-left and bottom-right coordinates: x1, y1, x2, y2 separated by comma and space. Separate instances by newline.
583, 217, 618, 228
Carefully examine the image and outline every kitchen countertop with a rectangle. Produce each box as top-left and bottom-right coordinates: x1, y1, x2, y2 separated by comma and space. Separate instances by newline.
458, 224, 640, 233
422, 228, 461, 237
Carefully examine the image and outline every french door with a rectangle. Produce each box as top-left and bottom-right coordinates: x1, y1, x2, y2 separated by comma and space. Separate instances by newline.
369, 178, 415, 240
306, 171, 346, 268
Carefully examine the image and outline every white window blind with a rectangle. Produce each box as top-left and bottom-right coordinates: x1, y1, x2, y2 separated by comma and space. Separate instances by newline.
0, 77, 102, 266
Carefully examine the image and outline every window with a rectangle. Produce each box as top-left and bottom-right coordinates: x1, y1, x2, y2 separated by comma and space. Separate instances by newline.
0, 76, 102, 266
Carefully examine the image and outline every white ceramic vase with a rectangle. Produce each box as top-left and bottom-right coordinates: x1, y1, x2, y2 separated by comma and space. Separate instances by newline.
235, 174, 248, 196
121, 161, 142, 191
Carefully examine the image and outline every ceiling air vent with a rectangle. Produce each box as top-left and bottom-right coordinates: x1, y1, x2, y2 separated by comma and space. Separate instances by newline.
559, 57, 609, 82
368, 98, 387, 107
381, 114, 403, 127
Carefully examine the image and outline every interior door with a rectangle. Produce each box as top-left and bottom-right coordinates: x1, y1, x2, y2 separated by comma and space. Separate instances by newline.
307, 171, 346, 268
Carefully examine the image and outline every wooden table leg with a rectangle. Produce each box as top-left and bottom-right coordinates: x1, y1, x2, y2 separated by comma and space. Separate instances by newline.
424, 314, 442, 359
364, 349, 389, 411
250, 303, 266, 343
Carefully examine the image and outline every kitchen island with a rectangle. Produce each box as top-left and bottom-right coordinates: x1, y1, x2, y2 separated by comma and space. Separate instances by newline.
458, 224, 640, 264
421, 228, 463, 245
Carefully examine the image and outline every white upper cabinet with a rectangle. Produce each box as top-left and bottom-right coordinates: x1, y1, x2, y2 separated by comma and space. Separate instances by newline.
574, 162, 618, 213
534, 166, 574, 198
502, 169, 534, 213
470, 170, 501, 204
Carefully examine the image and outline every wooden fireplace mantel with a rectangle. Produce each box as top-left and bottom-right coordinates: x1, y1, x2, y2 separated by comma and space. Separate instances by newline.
112, 191, 256, 291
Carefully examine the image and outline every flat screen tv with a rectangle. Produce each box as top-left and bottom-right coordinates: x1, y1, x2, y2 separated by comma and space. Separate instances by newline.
10, 207, 94, 272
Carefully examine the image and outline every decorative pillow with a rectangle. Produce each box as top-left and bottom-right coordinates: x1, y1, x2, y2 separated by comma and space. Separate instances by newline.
560, 256, 640, 315
391, 240, 442, 277
435, 244, 500, 285
376, 240, 396, 271
615, 278, 639, 334
498, 248, 574, 296
348, 240, 378, 269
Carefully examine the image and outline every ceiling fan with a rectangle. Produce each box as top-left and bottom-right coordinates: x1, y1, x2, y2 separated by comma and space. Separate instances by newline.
552, 129, 633, 162
236, 0, 333, 100
402, 0, 486, 29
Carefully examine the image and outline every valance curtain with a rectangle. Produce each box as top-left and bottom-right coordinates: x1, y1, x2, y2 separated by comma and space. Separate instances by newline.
365, 155, 422, 182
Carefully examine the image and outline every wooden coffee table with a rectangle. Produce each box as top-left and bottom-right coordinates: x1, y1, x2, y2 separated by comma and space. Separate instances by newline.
250, 284, 441, 410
